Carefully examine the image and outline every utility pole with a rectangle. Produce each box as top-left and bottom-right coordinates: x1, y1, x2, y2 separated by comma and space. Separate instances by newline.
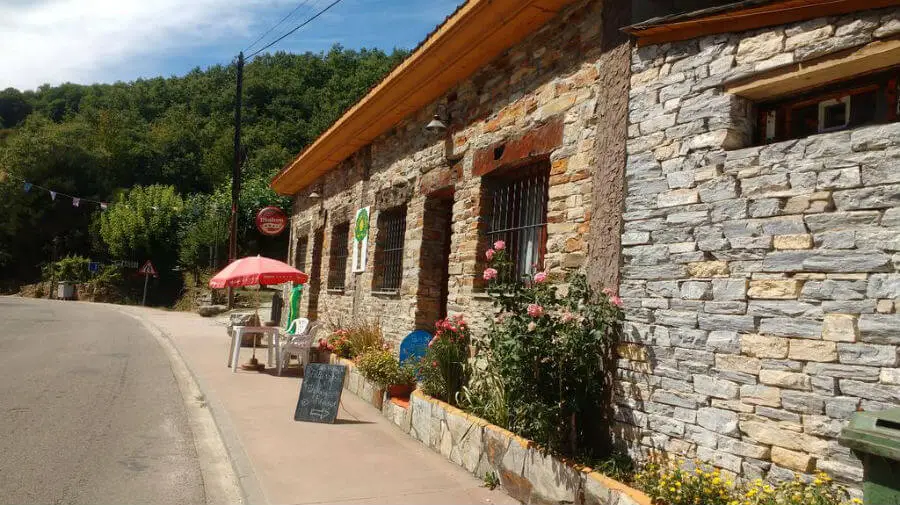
228, 51, 244, 308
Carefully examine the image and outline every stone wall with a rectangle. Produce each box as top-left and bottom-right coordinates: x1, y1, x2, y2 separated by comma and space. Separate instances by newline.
288, 0, 628, 344
330, 354, 651, 505
617, 7, 900, 487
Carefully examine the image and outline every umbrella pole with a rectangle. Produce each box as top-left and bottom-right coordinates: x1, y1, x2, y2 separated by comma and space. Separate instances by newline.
242, 286, 265, 371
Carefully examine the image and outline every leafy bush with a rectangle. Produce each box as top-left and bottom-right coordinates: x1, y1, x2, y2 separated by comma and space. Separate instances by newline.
394, 362, 418, 387
43, 255, 91, 283
419, 315, 470, 404
459, 355, 508, 427
635, 461, 858, 505
636, 461, 734, 505
325, 319, 385, 359
480, 242, 622, 460
326, 329, 353, 358
736, 473, 856, 505
356, 349, 398, 388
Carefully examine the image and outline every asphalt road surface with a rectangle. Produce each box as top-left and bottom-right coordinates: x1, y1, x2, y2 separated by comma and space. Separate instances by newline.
0, 297, 205, 504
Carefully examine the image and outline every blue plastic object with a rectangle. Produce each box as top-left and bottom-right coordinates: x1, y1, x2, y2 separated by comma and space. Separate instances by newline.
399, 330, 432, 364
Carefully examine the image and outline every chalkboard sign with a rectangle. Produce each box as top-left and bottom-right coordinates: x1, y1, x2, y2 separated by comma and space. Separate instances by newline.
294, 363, 346, 424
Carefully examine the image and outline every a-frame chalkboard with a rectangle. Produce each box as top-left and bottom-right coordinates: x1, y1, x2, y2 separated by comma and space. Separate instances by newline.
294, 363, 346, 424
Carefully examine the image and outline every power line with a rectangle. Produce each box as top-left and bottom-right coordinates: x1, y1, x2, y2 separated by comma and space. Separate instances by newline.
243, 0, 315, 53
247, 0, 345, 60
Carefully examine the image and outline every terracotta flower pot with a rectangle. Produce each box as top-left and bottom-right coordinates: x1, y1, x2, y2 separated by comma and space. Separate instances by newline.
387, 384, 415, 398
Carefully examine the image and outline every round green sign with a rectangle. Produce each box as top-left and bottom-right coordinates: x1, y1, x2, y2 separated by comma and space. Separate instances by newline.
354, 208, 370, 241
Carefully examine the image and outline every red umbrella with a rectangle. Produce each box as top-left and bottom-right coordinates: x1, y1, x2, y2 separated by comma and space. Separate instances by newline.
209, 255, 308, 289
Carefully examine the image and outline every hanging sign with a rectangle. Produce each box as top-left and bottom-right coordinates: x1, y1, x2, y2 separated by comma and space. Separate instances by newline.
351, 207, 370, 273
256, 206, 287, 236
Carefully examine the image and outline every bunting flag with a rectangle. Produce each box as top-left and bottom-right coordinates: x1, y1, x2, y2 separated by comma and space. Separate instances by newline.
3, 172, 112, 211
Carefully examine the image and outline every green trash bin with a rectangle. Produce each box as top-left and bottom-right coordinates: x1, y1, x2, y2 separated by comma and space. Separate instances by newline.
839, 407, 900, 505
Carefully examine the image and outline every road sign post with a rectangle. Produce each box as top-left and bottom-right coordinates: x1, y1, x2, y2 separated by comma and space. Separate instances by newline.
139, 260, 158, 306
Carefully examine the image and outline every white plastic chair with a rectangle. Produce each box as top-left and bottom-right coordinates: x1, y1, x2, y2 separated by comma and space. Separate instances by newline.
278, 322, 320, 376
285, 317, 310, 336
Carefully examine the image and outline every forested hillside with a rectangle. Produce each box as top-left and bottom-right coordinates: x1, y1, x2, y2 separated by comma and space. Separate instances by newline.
0, 46, 406, 299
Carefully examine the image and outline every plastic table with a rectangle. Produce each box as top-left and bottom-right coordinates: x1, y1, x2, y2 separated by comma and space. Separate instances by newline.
227, 326, 280, 373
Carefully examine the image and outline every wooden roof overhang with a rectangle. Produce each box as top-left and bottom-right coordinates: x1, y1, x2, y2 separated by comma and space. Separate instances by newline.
271, 0, 579, 196
623, 0, 900, 47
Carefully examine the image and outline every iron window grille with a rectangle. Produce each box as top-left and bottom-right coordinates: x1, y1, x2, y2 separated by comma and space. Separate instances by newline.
484, 162, 549, 284
295, 236, 309, 273
375, 206, 407, 293
327, 223, 350, 291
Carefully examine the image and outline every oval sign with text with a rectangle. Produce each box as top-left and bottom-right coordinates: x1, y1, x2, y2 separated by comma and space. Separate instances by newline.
256, 206, 287, 236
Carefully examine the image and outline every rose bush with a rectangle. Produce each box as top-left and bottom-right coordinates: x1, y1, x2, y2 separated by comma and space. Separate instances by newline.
417, 315, 470, 404
472, 247, 623, 460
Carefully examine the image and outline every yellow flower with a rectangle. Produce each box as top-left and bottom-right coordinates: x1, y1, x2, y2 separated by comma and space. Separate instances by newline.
814, 478, 822, 485
670, 487, 676, 492
852, 499, 863, 504
713, 477, 722, 485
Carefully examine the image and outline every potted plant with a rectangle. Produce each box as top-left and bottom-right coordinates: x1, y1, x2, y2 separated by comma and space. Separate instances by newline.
387, 362, 418, 399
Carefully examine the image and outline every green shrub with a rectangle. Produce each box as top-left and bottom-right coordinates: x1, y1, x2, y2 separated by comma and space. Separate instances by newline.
418, 315, 470, 404
326, 319, 385, 359
634, 461, 858, 505
394, 362, 418, 387
356, 349, 398, 388
635, 461, 734, 505
480, 243, 622, 460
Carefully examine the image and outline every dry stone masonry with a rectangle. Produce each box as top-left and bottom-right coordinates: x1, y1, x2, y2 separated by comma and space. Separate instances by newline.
617, 7, 900, 487
289, 0, 626, 343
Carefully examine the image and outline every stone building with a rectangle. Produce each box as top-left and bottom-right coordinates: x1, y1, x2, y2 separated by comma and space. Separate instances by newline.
271, 0, 630, 340
617, 0, 900, 487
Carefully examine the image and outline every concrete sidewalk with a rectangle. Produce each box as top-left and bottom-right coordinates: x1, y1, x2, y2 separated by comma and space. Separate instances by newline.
119, 305, 517, 505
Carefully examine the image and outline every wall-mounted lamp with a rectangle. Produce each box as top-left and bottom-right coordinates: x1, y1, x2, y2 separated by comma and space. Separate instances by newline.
308, 191, 321, 199
425, 104, 450, 134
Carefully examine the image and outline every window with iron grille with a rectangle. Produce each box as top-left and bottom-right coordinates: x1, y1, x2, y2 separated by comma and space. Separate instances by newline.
483, 162, 549, 283
374, 206, 407, 292
327, 223, 350, 291
294, 236, 309, 273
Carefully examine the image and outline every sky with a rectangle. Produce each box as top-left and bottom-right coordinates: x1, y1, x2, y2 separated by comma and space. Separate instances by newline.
0, 0, 464, 91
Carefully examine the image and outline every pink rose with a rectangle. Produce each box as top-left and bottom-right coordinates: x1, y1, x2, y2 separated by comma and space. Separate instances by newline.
533, 271, 548, 283
493, 240, 506, 251
610, 295, 624, 308
483, 268, 498, 281
561, 311, 575, 323
485, 249, 495, 261
432, 361, 438, 368
527, 322, 536, 332
527, 304, 545, 318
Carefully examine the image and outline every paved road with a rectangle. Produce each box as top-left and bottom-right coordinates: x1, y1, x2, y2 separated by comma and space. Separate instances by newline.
0, 297, 205, 505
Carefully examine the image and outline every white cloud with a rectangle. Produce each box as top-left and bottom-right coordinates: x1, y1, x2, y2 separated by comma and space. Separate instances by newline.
0, 0, 294, 90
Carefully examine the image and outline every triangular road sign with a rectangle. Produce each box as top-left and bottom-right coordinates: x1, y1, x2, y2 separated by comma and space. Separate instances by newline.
139, 260, 158, 277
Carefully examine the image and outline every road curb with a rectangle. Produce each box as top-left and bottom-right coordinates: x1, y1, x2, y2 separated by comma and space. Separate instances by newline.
117, 308, 268, 505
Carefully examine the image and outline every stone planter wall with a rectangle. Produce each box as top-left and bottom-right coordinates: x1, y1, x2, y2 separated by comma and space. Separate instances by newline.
618, 6, 900, 487
325, 354, 649, 505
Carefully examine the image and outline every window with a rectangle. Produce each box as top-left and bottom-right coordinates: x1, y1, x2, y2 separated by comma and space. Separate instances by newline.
294, 236, 309, 273
374, 206, 407, 293
327, 223, 350, 291
483, 162, 549, 283
757, 66, 899, 145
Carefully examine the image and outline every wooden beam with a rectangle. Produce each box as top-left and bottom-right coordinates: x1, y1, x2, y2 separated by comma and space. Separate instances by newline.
627, 0, 900, 47
726, 37, 900, 100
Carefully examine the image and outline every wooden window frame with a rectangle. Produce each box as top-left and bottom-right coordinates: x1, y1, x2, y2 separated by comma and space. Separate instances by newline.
756, 66, 900, 145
